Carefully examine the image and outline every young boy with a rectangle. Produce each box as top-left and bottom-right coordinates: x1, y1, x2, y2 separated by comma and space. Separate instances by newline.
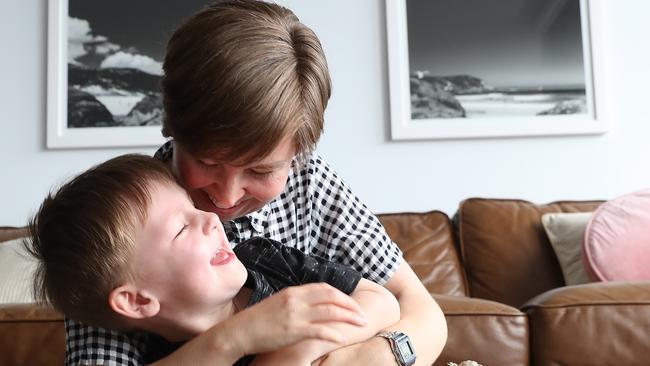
26, 154, 399, 365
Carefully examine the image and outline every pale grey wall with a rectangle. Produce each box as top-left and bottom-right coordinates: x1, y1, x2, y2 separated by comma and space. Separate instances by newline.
2, 0, 649, 226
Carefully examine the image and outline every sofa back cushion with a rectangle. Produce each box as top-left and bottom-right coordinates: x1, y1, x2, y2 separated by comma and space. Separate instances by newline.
378, 211, 468, 296
456, 198, 602, 308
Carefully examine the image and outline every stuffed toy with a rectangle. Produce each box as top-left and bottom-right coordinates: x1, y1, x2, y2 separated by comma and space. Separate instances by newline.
447, 361, 483, 366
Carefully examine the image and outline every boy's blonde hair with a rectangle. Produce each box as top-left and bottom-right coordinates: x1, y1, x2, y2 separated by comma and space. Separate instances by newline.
161, 0, 331, 163
26, 154, 177, 328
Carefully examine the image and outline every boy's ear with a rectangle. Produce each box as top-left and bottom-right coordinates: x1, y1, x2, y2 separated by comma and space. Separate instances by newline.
109, 285, 160, 320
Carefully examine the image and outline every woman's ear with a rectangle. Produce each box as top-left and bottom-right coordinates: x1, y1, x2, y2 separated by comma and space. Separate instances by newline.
109, 285, 160, 319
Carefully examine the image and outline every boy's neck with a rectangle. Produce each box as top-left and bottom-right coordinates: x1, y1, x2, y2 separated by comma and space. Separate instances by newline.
233, 286, 253, 314
148, 286, 254, 342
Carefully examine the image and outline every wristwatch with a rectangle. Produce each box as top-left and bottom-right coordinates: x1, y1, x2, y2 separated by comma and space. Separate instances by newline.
375, 331, 417, 366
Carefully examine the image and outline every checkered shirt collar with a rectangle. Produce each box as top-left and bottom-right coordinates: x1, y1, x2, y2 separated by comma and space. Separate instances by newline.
244, 204, 269, 234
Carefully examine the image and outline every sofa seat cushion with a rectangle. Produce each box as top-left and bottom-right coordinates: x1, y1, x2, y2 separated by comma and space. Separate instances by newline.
378, 211, 467, 296
584, 189, 650, 281
523, 281, 650, 366
434, 294, 529, 366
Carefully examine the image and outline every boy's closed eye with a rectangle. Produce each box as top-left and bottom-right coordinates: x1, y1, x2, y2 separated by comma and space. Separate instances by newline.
175, 224, 188, 240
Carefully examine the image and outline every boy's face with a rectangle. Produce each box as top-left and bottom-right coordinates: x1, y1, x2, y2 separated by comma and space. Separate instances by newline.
133, 181, 248, 318
171, 137, 295, 221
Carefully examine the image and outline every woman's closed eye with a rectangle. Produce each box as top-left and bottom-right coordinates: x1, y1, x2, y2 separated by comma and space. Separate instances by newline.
248, 169, 274, 179
198, 160, 217, 170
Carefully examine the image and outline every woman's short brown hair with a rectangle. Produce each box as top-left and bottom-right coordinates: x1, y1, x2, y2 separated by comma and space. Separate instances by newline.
26, 154, 177, 328
161, 0, 331, 163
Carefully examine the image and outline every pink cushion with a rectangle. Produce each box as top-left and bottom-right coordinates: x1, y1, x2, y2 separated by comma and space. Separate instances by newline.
583, 189, 650, 281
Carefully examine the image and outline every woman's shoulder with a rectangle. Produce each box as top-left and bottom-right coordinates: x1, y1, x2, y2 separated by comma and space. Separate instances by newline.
292, 152, 338, 182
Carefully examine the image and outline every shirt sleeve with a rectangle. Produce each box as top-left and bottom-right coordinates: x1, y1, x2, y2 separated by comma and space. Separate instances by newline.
236, 238, 362, 295
152, 141, 172, 162
303, 155, 403, 285
65, 318, 146, 366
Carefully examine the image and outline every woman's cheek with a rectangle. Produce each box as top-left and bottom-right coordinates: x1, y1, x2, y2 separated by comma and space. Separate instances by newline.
179, 164, 212, 189
263, 173, 290, 200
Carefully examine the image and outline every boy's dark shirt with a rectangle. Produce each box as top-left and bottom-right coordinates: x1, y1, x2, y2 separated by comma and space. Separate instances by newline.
143, 237, 362, 365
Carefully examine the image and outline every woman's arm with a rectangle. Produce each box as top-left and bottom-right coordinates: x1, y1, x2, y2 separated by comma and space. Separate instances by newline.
295, 156, 447, 365
250, 278, 401, 365
150, 283, 368, 365
320, 260, 447, 366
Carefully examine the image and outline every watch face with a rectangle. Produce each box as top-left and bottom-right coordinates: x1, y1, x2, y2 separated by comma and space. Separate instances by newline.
398, 340, 414, 357
394, 333, 416, 365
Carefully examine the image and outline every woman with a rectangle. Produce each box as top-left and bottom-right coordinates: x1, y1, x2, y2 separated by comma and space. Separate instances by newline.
65, 1, 447, 365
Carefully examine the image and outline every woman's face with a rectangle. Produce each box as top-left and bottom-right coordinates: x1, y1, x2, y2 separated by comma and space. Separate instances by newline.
171, 138, 295, 221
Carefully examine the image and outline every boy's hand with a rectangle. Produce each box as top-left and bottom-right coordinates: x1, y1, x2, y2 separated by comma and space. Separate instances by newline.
228, 283, 367, 356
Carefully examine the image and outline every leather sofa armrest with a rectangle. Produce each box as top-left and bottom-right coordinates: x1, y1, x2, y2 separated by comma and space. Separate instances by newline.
0, 303, 62, 321
0, 226, 28, 243
432, 294, 529, 366
522, 281, 650, 366
0, 303, 64, 366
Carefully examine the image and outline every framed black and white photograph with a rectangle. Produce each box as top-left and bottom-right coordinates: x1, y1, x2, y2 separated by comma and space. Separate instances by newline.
47, 0, 209, 148
385, 0, 607, 140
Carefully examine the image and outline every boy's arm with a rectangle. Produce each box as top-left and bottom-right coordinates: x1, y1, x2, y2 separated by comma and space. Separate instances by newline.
148, 282, 367, 366
250, 278, 400, 365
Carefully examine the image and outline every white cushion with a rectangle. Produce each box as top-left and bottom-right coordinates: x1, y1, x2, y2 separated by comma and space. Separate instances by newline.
541, 212, 592, 286
0, 238, 37, 303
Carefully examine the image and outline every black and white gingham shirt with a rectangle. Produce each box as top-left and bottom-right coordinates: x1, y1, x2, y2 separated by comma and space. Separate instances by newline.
65, 143, 402, 366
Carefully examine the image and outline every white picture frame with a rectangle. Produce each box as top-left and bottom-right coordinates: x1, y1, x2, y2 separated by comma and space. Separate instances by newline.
385, 0, 607, 141
47, 0, 167, 149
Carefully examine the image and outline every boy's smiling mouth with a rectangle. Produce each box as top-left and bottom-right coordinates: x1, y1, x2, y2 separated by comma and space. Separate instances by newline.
211, 243, 235, 266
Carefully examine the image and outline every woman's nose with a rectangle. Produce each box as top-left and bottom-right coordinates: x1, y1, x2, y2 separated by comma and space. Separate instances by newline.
211, 174, 245, 208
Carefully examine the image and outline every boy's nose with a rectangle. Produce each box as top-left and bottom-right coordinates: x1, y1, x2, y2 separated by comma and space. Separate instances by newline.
203, 212, 221, 235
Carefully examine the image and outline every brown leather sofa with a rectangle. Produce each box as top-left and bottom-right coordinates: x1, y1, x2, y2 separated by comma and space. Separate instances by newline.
379, 198, 650, 366
2, 198, 650, 366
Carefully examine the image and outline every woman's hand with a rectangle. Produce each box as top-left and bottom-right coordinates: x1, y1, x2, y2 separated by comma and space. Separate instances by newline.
225, 283, 368, 356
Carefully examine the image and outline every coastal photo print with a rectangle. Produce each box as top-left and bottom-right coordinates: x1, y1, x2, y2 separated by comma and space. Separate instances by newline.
385, 0, 606, 140
47, 0, 214, 148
